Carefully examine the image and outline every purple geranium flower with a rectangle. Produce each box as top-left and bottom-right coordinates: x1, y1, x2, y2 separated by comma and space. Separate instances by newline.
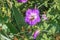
25, 9, 40, 26
17, 0, 27, 3
33, 30, 40, 39
42, 14, 47, 20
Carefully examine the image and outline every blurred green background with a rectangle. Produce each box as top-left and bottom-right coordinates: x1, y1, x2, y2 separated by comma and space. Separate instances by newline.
0, 0, 60, 40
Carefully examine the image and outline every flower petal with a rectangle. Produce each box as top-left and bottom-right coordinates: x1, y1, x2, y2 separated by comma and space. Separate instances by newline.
26, 9, 32, 16
25, 8, 40, 26
17, 0, 27, 3
33, 30, 40, 39
32, 9, 39, 15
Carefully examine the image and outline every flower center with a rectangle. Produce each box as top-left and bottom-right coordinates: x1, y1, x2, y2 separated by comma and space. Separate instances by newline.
30, 16, 35, 21
29, 13, 37, 21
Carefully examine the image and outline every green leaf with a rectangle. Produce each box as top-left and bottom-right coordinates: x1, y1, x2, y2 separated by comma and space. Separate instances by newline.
43, 22, 48, 30
11, 6, 28, 30
0, 16, 3, 23
54, 0, 60, 10
6, 22, 18, 34
48, 26, 56, 34
42, 33, 51, 40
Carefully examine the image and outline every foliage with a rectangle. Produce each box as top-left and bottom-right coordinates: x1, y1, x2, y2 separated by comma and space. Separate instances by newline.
0, 0, 60, 40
